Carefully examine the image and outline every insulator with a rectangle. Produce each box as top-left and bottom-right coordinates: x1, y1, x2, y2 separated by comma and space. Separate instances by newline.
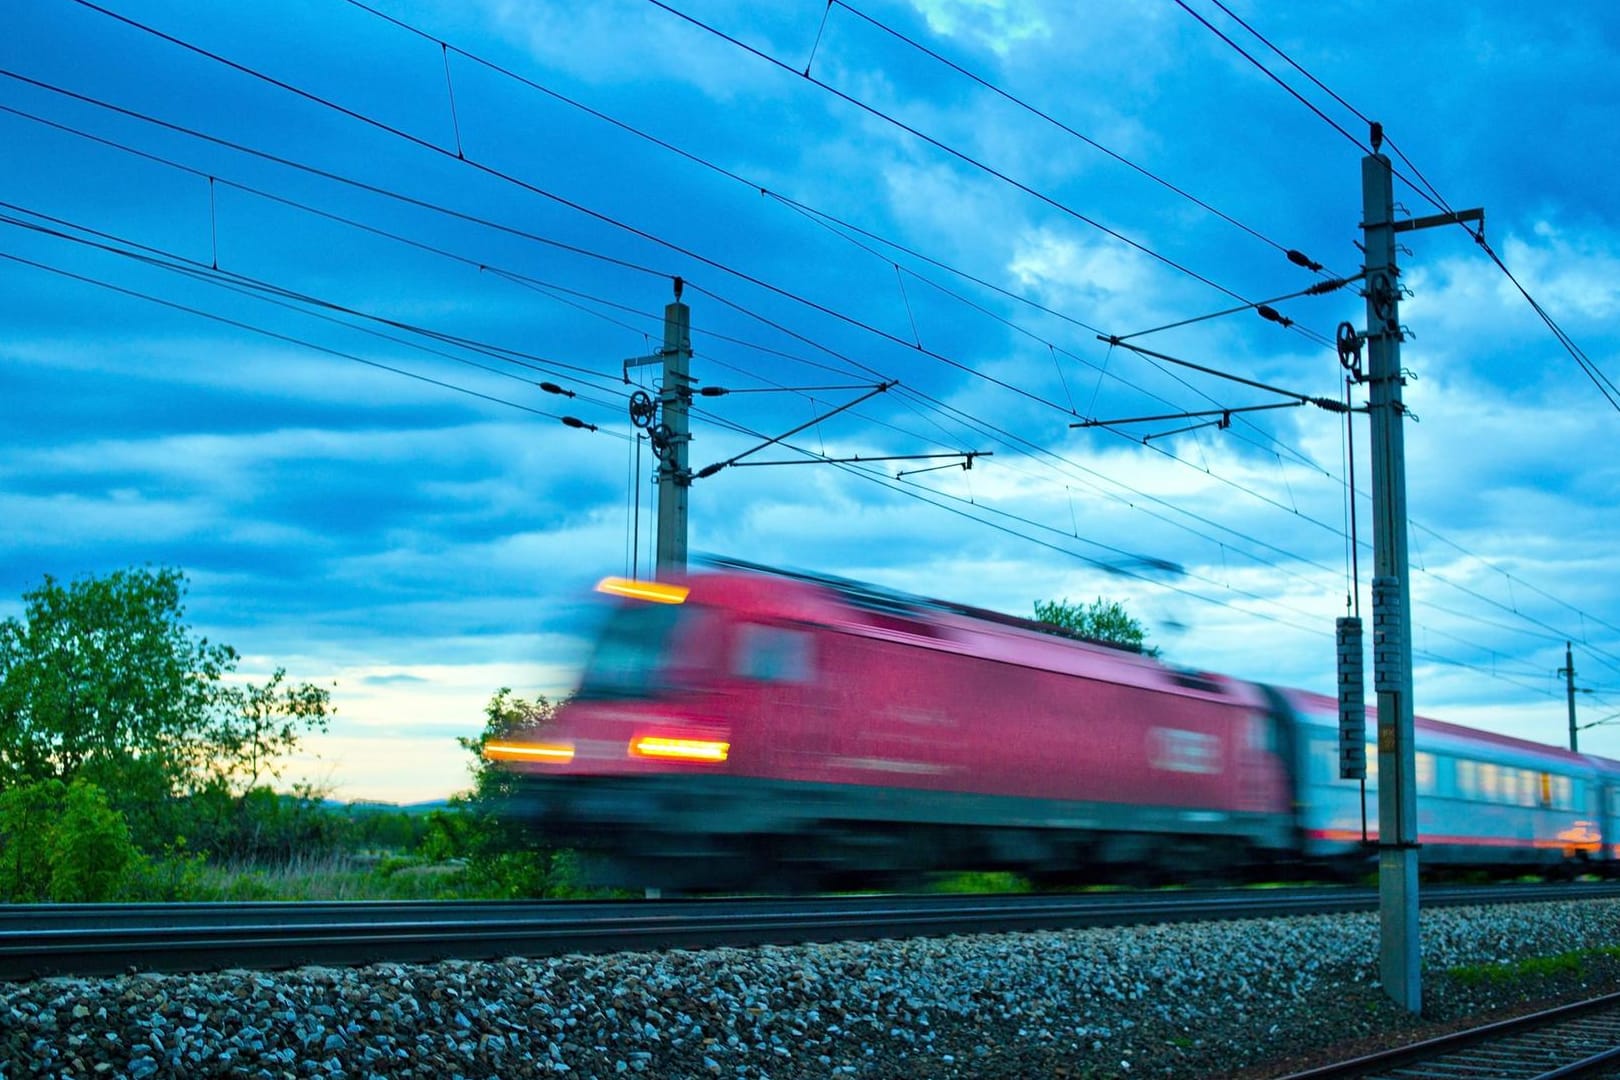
1286, 249, 1324, 272
1336, 616, 1366, 780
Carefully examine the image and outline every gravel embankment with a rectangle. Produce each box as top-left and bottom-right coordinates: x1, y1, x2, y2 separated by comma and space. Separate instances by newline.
5, 899, 1620, 1079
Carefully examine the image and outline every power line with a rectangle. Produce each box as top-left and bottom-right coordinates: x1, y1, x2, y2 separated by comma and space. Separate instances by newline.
22, 4, 1607, 689
1472, 236, 1620, 413
696, 408, 1585, 699
1, 69, 1084, 422
1412, 521, 1620, 642
0, 70, 674, 283
8, 208, 1588, 703
0, 201, 632, 409
1169, 0, 1369, 156
5, 46, 1363, 558
0, 244, 624, 434
1175, 1, 1620, 414
827, 0, 1333, 274
6, 108, 1367, 628
641, 0, 1328, 322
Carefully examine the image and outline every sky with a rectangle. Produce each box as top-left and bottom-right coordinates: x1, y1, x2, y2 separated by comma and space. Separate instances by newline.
3, 0, 1619, 802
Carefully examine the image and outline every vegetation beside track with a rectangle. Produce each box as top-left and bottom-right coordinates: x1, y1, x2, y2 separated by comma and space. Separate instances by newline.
0, 567, 592, 903
1439, 944, 1620, 1006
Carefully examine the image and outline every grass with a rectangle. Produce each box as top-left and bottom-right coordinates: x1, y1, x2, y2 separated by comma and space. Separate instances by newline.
1447, 945, 1620, 988
927, 871, 1033, 894
129, 848, 630, 902
133, 852, 515, 902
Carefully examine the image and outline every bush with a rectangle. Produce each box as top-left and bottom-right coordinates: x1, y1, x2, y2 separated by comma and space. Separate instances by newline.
0, 778, 140, 902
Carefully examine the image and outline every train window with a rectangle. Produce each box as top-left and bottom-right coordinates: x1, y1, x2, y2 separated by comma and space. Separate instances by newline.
1456, 759, 1476, 799
576, 601, 693, 700
733, 624, 814, 683
1479, 762, 1501, 802
1245, 715, 1276, 753
1538, 772, 1552, 809
1415, 752, 1436, 796
1435, 755, 1457, 798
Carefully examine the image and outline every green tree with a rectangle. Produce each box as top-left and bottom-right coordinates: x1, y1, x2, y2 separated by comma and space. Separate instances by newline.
50, 779, 138, 901
1033, 596, 1160, 657
0, 568, 235, 787
204, 668, 333, 792
440, 688, 563, 897
458, 688, 558, 811
0, 568, 333, 853
0, 780, 60, 900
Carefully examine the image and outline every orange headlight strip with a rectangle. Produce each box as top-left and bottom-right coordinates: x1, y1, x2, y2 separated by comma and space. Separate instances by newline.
481, 737, 727, 764
482, 739, 575, 764
595, 576, 689, 604
629, 736, 730, 763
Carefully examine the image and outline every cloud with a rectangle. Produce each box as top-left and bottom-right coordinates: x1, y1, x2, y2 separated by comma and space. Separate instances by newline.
910, 0, 1050, 57
7, 0, 1620, 800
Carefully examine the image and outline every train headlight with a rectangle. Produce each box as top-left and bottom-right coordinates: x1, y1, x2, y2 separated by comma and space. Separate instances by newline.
595, 577, 689, 604
482, 740, 576, 764
628, 736, 730, 763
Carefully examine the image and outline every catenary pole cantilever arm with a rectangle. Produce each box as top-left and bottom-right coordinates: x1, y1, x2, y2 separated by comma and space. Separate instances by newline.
728, 450, 989, 468
1097, 337, 1347, 411
696, 382, 895, 478
1072, 401, 1303, 429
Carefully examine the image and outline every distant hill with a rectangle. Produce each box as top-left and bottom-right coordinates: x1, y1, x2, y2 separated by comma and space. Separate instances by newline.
325, 798, 456, 815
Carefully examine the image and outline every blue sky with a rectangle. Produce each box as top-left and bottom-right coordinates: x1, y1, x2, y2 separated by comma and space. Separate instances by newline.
4, 0, 1618, 802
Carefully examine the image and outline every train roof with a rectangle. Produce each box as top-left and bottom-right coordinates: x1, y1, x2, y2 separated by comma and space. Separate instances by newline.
1279, 686, 1601, 768
661, 559, 1620, 772
661, 557, 1263, 708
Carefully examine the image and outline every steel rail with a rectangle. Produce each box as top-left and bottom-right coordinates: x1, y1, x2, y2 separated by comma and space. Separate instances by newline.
1275, 989, 1620, 1078
4, 882, 1617, 981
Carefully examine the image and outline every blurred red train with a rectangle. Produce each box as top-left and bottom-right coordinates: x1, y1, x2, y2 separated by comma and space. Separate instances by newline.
488, 559, 1619, 891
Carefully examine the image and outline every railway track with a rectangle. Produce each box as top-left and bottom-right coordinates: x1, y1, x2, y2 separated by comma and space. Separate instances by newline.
4, 882, 1616, 981
1276, 990, 1620, 1078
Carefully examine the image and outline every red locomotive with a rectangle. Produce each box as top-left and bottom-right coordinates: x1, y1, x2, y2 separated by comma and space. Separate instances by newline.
489, 559, 1617, 891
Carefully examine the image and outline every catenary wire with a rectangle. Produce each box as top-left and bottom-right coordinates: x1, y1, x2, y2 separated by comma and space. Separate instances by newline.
21, 13, 1610, 680
0, 244, 625, 434
1177, 1, 1620, 413
640, 0, 1324, 321
4, 62, 1360, 557
827, 0, 1332, 273
27, 11, 1086, 415
0, 211, 638, 425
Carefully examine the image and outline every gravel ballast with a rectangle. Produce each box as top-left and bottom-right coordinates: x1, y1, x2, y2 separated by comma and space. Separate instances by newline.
4, 898, 1620, 1079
